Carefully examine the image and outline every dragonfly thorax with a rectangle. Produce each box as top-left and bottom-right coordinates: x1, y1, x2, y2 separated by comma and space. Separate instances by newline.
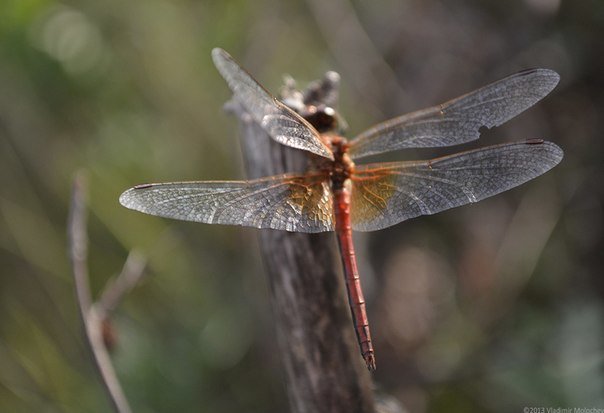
329, 135, 354, 190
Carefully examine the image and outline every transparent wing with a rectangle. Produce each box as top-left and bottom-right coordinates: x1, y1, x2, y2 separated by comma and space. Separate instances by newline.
350, 140, 563, 231
119, 174, 334, 233
212, 48, 333, 160
348, 69, 560, 159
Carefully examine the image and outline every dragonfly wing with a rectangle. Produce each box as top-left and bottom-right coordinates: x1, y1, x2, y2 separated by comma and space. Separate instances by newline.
120, 174, 334, 233
212, 48, 333, 160
348, 69, 560, 159
351, 140, 563, 231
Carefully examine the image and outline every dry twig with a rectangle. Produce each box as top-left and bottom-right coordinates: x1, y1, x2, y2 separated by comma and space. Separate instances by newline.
68, 172, 147, 413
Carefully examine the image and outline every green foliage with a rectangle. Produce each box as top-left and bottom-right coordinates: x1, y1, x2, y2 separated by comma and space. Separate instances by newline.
1, 0, 602, 411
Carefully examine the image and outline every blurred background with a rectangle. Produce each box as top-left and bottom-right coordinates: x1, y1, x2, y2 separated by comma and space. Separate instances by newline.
1, 0, 602, 411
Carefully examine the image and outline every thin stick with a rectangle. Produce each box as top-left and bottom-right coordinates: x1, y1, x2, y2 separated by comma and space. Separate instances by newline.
68, 172, 133, 413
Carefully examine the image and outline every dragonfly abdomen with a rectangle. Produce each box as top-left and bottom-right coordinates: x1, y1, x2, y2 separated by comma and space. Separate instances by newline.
333, 184, 376, 371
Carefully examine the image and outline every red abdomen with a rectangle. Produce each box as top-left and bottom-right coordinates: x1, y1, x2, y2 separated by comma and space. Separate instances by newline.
333, 184, 376, 371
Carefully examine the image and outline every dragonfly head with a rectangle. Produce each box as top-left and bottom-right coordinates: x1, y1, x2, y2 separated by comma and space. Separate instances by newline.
304, 104, 336, 132
280, 70, 349, 135
303, 104, 349, 135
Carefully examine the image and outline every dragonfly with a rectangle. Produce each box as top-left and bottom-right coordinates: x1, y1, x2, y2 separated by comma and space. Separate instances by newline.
120, 48, 563, 371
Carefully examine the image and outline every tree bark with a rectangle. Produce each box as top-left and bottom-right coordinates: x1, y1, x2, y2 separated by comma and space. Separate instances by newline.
228, 74, 375, 413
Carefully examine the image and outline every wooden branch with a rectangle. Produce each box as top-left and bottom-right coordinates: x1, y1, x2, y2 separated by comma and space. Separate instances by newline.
68, 172, 146, 413
227, 73, 375, 413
